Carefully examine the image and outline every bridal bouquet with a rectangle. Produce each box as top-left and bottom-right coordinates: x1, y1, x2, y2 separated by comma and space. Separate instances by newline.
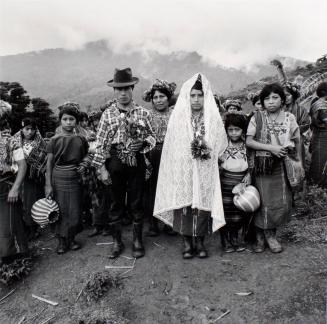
191, 130, 211, 161
117, 114, 146, 167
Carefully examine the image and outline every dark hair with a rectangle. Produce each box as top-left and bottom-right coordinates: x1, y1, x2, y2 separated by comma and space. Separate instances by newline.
79, 112, 89, 121
59, 106, 80, 122
260, 83, 286, 108
284, 86, 300, 101
113, 85, 134, 91
22, 117, 37, 130
0, 116, 10, 131
191, 74, 203, 93
150, 88, 172, 101
252, 94, 260, 105
316, 81, 327, 98
224, 113, 248, 133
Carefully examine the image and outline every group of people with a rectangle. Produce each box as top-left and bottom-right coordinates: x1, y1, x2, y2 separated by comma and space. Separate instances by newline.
0, 66, 326, 266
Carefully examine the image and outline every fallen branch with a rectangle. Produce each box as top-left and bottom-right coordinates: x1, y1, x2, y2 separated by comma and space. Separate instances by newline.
75, 286, 85, 303
96, 242, 114, 245
31, 294, 58, 306
153, 242, 165, 249
105, 266, 133, 270
17, 315, 25, 324
211, 309, 231, 323
0, 288, 16, 304
39, 315, 56, 324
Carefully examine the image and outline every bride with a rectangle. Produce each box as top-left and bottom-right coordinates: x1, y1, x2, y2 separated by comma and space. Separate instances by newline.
154, 73, 227, 259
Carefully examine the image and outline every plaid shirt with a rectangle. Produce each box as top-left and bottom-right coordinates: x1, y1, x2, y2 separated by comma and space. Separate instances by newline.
92, 100, 156, 168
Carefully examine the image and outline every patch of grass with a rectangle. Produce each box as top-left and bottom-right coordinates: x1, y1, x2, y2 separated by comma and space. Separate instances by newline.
0, 257, 34, 286
280, 185, 327, 244
82, 271, 123, 303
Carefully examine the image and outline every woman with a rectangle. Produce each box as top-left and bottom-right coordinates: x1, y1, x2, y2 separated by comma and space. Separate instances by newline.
12, 117, 47, 240
45, 103, 88, 254
0, 105, 28, 265
308, 81, 327, 187
154, 74, 227, 259
142, 79, 177, 236
224, 99, 243, 113
246, 83, 302, 253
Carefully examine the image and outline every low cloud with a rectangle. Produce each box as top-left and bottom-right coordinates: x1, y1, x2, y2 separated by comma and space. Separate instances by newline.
0, 0, 326, 68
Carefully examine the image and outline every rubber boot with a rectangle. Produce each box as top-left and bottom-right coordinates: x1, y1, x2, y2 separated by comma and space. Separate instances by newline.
182, 235, 194, 259
132, 222, 145, 259
196, 236, 208, 258
146, 217, 160, 237
109, 224, 125, 259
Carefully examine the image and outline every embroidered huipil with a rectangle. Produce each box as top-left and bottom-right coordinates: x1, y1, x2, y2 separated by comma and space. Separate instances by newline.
92, 100, 156, 168
220, 142, 248, 172
151, 107, 173, 143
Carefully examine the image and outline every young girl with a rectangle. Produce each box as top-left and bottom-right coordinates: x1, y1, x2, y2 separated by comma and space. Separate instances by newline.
246, 83, 301, 253
45, 103, 88, 254
219, 113, 251, 252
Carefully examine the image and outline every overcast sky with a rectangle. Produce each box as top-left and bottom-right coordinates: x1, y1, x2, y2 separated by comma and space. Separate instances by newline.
0, 0, 326, 68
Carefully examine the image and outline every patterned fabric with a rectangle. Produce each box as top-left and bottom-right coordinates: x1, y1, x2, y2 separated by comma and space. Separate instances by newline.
220, 141, 248, 172
224, 99, 242, 111
153, 73, 228, 233
0, 132, 24, 176
92, 99, 156, 167
284, 101, 310, 135
254, 162, 292, 229
247, 110, 300, 175
11, 129, 47, 180
142, 79, 176, 102
151, 107, 173, 143
220, 170, 247, 225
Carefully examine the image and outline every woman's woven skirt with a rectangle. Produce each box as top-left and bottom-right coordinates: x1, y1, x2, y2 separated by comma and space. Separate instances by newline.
253, 162, 292, 229
52, 165, 82, 238
0, 176, 28, 258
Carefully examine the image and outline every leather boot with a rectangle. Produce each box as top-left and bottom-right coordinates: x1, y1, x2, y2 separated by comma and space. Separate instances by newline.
264, 229, 283, 253
182, 235, 194, 259
253, 228, 265, 253
132, 222, 145, 259
56, 236, 67, 254
109, 224, 125, 259
196, 236, 208, 258
146, 217, 160, 237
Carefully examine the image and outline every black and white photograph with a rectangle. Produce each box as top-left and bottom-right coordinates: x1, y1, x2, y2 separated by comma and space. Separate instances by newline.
0, 0, 326, 323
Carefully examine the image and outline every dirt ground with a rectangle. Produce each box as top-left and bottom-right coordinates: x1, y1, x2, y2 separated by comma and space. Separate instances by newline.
0, 211, 325, 324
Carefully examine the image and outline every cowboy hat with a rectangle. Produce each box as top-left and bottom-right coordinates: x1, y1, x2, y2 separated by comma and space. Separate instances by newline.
107, 68, 139, 87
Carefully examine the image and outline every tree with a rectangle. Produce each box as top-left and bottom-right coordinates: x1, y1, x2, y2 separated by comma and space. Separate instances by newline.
0, 81, 31, 133
31, 97, 58, 136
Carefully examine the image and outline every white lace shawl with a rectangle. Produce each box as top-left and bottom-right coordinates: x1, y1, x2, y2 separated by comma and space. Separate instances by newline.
153, 73, 227, 232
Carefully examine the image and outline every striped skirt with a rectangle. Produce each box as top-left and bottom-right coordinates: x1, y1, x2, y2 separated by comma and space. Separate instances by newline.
254, 162, 292, 229
309, 129, 327, 188
220, 169, 247, 226
52, 165, 82, 238
173, 206, 212, 237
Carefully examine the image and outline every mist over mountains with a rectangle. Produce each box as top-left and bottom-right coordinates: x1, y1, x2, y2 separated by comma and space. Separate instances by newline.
0, 40, 310, 110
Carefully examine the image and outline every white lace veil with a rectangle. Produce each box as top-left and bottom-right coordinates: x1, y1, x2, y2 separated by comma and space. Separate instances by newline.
153, 73, 227, 232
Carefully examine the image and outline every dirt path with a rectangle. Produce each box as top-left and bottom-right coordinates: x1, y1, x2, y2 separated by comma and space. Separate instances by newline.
0, 223, 325, 324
